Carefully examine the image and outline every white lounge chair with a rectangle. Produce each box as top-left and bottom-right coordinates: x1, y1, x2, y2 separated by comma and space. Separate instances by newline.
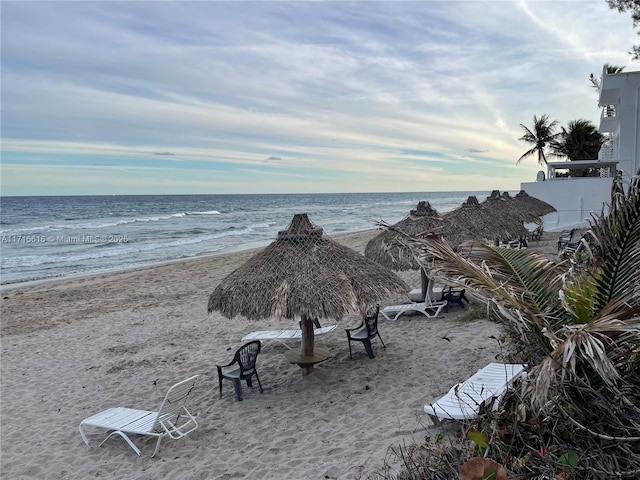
408, 270, 447, 302
242, 325, 337, 348
408, 285, 446, 302
381, 298, 447, 321
79, 375, 199, 457
381, 278, 447, 321
408, 274, 467, 303
424, 363, 526, 423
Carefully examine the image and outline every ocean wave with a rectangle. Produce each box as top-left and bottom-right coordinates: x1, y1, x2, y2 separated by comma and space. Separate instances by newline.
0, 209, 222, 235
1, 227, 265, 269
247, 222, 276, 229
186, 210, 221, 216
1, 255, 59, 268
1, 191, 484, 285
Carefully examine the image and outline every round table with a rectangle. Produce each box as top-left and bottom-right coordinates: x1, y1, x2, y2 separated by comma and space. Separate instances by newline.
284, 346, 331, 370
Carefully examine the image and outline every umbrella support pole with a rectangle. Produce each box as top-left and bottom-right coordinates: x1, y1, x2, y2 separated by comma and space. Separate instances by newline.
283, 316, 330, 376
420, 268, 428, 300
301, 316, 315, 376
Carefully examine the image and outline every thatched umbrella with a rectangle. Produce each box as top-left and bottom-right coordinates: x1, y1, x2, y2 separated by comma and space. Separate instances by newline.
480, 190, 535, 225
512, 190, 556, 218
364, 201, 445, 271
208, 213, 408, 376
482, 190, 542, 225
365, 201, 460, 301
442, 195, 528, 244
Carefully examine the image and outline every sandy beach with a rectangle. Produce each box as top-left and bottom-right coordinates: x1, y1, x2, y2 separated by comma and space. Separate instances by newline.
0, 230, 560, 479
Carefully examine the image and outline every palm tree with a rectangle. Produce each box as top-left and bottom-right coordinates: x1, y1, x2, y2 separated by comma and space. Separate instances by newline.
517, 114, 560, 166
379, 174, 640, 476
401, 171, 640, 475
550, 119, 606, 161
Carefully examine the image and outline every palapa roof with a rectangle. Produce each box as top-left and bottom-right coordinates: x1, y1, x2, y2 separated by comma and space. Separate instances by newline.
482, 190, 555, 226
364, 201, 447, 270
208, 213, 408, 321
442, 195, 529, 243
365, 192, 554, 272
513, 190, 556, 218
481, 190, 539, 224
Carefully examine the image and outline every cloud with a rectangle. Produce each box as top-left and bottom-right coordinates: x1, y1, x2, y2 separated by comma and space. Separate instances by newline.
465, 148, 489, 154
1, 0, 638, 195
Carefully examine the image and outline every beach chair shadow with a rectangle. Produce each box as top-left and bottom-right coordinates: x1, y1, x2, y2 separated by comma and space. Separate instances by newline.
79, 375, 199, 457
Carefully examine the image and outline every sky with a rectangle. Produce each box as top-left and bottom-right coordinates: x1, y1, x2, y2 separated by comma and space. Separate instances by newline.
1, 1, 639, 196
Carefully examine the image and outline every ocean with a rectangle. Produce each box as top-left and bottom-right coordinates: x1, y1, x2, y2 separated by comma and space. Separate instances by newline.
0, 191, 491, 287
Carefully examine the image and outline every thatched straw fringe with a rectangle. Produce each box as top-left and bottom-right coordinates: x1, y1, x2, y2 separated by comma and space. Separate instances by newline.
441, 195, 529, 245
481, 190, 554, 226
483, 191, 538, 225
364, 230, 424, 271
514, 190, 557, 217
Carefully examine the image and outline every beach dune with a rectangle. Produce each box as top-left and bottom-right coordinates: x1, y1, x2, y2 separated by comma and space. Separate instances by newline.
1, 230, 509, 479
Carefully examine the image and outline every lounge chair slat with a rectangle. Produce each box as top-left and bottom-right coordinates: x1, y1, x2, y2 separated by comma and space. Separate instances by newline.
424, 363, 526, 422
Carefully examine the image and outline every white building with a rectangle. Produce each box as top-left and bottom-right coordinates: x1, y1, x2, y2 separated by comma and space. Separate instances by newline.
521, 67, 640, 231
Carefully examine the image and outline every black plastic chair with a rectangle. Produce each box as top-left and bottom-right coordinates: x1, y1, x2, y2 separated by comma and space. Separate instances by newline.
558, 228, 576, 251
216, 340, 263, 401
530, 225, 543, 241
442, 286, 469, 309
345, 305, 385, 359
561, 235, 588, 262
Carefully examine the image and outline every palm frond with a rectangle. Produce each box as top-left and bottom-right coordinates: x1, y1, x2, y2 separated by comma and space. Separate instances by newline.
584, 172, 640, 310
517, 147, 536, 164
384, 174, 640, 414
558, 171, 640, 327
419, 240, 565, 317
530, 315, 640, 407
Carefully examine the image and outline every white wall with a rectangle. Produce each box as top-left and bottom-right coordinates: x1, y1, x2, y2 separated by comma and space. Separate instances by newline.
599, 71, 640, 177
617, 82, 639, 177
521, 177, 612, 231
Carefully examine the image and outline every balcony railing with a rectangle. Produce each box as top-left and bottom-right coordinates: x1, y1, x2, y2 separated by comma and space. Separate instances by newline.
601, 105, 617, 119
546, 160, 618, 180
598, 140, 617, 162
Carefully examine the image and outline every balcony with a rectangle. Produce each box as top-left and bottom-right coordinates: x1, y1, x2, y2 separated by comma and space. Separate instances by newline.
523, 159, 617, 230
545, 160, 617, 180
599, 104, 619, 133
